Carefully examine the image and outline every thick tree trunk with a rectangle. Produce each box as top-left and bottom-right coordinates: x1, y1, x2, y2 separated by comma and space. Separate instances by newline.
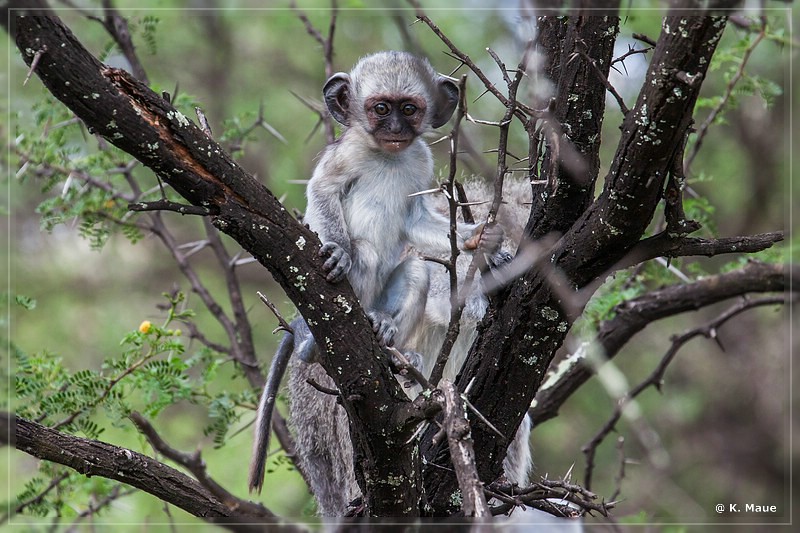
421, 15, 728, 512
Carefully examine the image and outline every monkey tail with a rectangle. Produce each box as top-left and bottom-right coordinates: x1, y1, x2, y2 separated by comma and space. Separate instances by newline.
248, 330, 294, 493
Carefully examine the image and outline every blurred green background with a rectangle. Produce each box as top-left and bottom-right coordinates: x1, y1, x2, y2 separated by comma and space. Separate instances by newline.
2, 1, 796, 530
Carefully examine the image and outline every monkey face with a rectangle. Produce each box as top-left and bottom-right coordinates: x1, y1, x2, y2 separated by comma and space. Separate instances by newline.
364, 95, 427, 153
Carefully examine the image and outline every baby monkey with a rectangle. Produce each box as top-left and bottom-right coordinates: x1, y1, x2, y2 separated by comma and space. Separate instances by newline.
249, 51, 499, 494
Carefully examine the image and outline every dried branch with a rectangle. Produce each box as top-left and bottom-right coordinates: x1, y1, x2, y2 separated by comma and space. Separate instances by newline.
15, 415, 236, 519
291, 0, 338, 143
531, 260, 793, 425
582, 295, 789, 488
93, 0, 150, 84
576, 48, 629, 115
440, 380, 490, 517
257, 291, 293, 334
408, 0, 538, 122
429, 74, 468, 386
489, 476, 612, 518
685, 17, 767, 173
129, 412, 274, 518
10, 472, 69, 518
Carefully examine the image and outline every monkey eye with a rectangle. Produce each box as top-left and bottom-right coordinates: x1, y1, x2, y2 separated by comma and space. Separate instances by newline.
374, 103, 390, 116
401, 103, 417, 116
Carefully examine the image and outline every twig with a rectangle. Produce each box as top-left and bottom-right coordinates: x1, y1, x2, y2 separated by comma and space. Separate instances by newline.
632, 32, 657, 47
461, 395, 506, 441
532, 260, 793, 425
257, 291, 294, 334
306, 378, 339, 396
65, 485, 136, 532
428, 75, 468, 386
201, 217, 259, 370
146, 213, 265, 386
454, 182, 475, 224
610, 436, 627, 503
582, 295, 788, 489
10, 472, 69, 517
51, 342, 160, 431
291, 0, 338, 143
129, 412, 275, 518
685, 18, 767, 173
95, 1, 149, 84
610, 43, 653, 71
388, 347, 433, 391
408, 1, 539, 122
489, 476, 613, 518
576, 48, 629, 115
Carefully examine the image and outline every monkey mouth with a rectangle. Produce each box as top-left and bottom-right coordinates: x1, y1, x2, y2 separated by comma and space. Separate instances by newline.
378, 138, 413, 153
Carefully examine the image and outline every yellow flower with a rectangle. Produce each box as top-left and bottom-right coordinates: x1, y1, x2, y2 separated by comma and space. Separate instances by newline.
138, 320, 152, 334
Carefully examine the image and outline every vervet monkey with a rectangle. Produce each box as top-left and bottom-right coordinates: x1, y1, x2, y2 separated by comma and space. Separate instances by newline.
249, 51, 498, 494
287, 178, 533, 516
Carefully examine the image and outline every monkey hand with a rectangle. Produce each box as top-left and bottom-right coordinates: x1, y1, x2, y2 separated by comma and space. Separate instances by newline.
367, 311, 397, 347
463, 223, 505, 255
390, 351, 424, 388
319, 242, 352, 282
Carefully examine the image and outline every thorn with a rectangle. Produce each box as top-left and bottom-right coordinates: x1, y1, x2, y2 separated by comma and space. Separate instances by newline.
711, 328, 726, 352
24, 46, 47, 86
408, 187, 442, 198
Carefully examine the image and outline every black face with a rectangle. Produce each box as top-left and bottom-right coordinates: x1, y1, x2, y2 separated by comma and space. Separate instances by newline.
364, 95, 427, 153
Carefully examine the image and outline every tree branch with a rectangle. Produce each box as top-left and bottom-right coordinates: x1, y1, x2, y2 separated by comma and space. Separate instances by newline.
15, 415, 237, 519
16, 15, 417, 516
128, 412, 275, 519
581, 294, 789, 488
531, 260, 795, 424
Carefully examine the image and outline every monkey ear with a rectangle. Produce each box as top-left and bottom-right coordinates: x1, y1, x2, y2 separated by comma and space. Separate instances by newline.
323, 73, 351, 126
430, 76, 459, 129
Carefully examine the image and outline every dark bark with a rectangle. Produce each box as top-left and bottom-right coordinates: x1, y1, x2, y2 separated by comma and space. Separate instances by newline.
0, 0, 50, 36
421, 15, 728, 513
528, 14, 619, 240
15, 416, 238, 519
15, 15, 417, 516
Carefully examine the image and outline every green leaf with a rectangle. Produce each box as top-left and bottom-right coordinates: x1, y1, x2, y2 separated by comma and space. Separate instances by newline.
15, 294, 37, 310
